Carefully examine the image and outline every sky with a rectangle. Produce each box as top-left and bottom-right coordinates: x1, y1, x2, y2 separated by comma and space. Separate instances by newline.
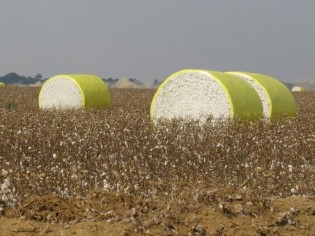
0, 0, 314, 83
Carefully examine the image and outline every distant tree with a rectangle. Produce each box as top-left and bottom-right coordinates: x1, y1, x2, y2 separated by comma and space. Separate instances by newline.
34, 73, 43, 80
1, 73, 20, 84
153, 79, 161, 87
129, 78, 143, 86
103, 77, 119, 87
0, 72, 45, 85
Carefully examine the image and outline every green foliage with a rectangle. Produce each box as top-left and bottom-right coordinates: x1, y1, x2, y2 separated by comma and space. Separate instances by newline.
0, 72, 46, 85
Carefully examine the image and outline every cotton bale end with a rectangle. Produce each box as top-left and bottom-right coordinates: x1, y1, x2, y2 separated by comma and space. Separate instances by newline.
39, 74, 111, 109
150, 69, 263, 125
292, 86, 304, 92
226, 72, 296, 119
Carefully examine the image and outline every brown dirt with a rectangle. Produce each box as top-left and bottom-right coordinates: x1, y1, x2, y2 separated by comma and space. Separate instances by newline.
1, 191, 315, 236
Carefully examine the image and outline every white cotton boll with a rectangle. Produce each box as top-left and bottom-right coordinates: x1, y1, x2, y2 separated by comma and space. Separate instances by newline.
290, 207, 296, 213
61, 188, 69, 197
4, 179, 10, 188
288, 165, 293, 173
216, 143, 224, 148
2, 169, 8, 176
7, 193, 14, 201
134, 184, 139, 191
1, 184, 6, 192
270, 160, 276, 170
2, 195, 8, 202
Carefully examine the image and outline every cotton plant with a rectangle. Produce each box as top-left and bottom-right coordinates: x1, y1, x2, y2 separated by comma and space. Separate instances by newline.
0, 178, 17, 214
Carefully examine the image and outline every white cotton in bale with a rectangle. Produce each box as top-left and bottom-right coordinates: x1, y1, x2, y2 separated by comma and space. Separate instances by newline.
39, 74, 111, 109
150, 69, 263, 125
292, 86, 304, 92
226, 72, 297, 119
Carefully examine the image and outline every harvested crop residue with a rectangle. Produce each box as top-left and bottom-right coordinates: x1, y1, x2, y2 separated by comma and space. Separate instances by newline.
1, 190, 315, 235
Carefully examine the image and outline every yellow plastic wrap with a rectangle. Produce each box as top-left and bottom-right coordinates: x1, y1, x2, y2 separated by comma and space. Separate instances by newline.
150, 69, 263, 122
39, 74, 111, 109
0, 82, 5, 87
227, 72, 296, 118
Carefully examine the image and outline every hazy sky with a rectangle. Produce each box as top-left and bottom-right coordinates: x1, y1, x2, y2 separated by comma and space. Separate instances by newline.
1, 1, 314, 82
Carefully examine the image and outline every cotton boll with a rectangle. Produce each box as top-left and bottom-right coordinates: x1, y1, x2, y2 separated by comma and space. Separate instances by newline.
288, 165, 293, 173
1, 179, 10, 192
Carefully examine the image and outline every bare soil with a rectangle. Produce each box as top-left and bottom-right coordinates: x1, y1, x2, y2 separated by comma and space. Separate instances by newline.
1, 192, 315, 235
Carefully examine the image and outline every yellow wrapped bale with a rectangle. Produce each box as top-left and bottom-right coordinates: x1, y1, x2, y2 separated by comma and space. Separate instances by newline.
150, 69, 263, 125
0, 82, 5, 87
39, 74, 111, 109
226, 72, 297, 119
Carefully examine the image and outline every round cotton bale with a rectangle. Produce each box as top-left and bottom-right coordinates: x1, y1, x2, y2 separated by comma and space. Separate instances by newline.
226, 72, 296, 119
0, 82, 5, 87
39, 74, 111, 109
150, 69, 263, 125
292, 86, 304, 92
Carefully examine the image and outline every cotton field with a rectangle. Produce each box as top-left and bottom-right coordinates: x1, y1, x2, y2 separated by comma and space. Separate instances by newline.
0, 87, 314, 235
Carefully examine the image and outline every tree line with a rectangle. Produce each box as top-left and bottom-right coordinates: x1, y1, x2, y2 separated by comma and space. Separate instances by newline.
0, 73, 44, 85
1, 72, 313, 90
0, 73, 162, 88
